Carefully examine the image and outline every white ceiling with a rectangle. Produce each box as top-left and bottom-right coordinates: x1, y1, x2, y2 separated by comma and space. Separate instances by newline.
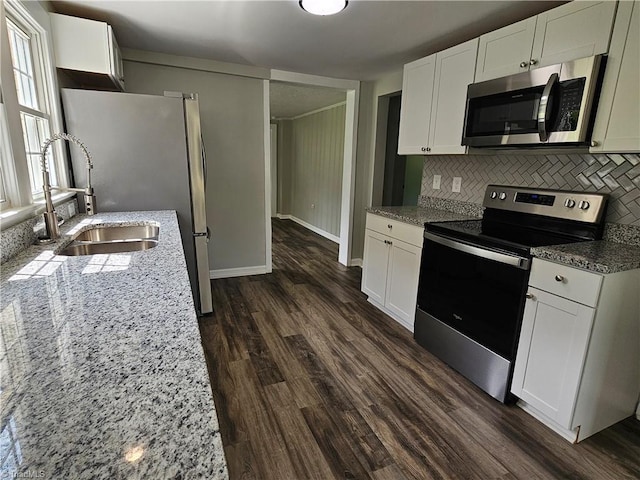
50, 1, 565, 81
270, 82, 346, 118
49, 0, 565, 117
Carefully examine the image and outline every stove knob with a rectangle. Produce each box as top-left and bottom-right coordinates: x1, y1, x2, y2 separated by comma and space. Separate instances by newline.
564, 198, 576, 208
579, 200, 590, 210
490, 191, 498, 199
499, 192, 507, 200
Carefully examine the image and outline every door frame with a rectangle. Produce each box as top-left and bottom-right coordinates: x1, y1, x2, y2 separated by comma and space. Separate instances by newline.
270, 123, 277, 217
267, 70, 360, 266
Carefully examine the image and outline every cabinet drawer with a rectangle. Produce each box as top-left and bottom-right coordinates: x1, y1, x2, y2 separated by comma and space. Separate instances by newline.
529, 259, 602, 307
366, 213, 423, 247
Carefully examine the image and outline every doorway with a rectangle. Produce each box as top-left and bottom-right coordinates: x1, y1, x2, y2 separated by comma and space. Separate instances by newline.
270, 124, 277, 218
382, 95, 421, 207
265, 72, 359, 268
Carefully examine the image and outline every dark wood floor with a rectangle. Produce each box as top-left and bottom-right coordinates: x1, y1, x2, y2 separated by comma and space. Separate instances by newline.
199, 218, 640, 480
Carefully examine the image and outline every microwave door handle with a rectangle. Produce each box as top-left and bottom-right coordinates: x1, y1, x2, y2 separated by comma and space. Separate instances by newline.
537, 73, 558, 142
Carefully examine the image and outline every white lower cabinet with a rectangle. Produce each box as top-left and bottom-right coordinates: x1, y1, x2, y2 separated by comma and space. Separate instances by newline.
511, 258, 640, 443
362, 213, 423, 331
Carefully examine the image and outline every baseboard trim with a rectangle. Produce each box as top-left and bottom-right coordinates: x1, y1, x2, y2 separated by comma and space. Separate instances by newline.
516, 400, 579, 443
275, 214, 340, 244
350, 258, 363, 268
210, 265, 268, 279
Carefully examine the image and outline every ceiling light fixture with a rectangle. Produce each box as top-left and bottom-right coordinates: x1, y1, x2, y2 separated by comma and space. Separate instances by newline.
299, 0, 348, 16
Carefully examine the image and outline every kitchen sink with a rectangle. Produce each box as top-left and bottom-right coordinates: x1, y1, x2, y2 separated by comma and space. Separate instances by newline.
73, 225, 160, 242
59, 239, 158, 256
57, 223, 160, 256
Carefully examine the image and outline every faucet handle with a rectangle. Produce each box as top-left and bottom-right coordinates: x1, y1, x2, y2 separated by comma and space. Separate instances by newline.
84, 192, 97, 215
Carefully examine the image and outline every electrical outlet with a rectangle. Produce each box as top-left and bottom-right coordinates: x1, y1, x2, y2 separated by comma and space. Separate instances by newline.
432, 174, 441, 190
452, 177, 462, 193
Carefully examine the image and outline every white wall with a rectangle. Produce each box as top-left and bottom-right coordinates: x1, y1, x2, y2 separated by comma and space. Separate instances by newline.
278, 103, 346, 238
351, 69, 403, 261
123, 57, 267, 273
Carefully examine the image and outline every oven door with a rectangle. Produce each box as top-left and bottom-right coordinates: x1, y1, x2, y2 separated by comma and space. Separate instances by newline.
416, 232, 530, 361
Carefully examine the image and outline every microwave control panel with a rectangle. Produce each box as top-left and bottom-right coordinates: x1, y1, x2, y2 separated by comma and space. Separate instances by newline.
552, 78, 586, 132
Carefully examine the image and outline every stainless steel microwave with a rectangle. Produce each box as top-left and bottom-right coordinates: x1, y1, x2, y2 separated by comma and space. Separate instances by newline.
462, 55, 603, 148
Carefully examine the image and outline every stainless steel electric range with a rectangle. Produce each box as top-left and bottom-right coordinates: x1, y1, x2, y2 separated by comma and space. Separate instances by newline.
414, 185, 609, 403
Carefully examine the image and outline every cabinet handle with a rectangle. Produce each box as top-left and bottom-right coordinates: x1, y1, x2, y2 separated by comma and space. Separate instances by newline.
529, 59, 538, 66
421, 147, 427, 152
426, 147, 431, 152
520, 61, 528, 68
555, 275, 565, 282
525, 292, 536, 300
590, 140, 599, 147
384, 240, 393, 245
387, 224, 393, 229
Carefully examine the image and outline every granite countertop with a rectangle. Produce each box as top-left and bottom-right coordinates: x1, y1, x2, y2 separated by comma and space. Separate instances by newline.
366, 205, 478, 226
0, 211, 228, 479
367, 205, 640, 274
531, 240, 640, 274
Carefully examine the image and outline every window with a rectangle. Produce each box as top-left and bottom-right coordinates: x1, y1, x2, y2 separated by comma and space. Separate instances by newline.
0, 170, 7, 206
6, 16, 57, 198
0, 100, 15, 209
0, 0, 67, 221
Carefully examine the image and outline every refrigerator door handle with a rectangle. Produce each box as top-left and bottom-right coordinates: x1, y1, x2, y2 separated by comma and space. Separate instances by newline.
194, 235, 213, 315
193, 228, 211, 241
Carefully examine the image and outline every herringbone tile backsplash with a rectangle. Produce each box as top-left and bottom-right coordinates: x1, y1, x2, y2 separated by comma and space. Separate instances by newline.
420, 153, 640, 225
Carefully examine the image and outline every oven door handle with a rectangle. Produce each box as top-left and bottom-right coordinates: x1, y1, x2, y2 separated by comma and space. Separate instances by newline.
424, 232, 531, 270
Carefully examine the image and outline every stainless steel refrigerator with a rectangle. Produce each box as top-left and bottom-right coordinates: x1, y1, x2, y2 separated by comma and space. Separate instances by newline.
60, 88, 213, 315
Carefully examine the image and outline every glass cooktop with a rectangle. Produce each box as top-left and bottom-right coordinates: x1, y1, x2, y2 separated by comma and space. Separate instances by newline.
426, 219, 588, 257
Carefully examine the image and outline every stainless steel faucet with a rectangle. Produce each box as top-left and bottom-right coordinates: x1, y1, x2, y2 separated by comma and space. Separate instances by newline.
40, 133, 96, 240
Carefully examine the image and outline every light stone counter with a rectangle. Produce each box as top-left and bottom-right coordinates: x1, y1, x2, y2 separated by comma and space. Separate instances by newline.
366, 205, 478, 227
531, 240, 640, 274
0, 211, 228, 479
366, 206, 640, 274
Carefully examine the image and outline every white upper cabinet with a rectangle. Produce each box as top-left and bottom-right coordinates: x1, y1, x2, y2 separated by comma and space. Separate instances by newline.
590, 0, 640, 153
429, 38, 479, 155
475, 17, 537, 82
531, 1, 617, 67
398, 39, 478, 155
49, 13, 125, 91
397, 55, 436, 155
476, 1, 617, 82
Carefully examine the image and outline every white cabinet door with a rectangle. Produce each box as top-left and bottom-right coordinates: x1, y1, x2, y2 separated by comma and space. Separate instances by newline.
591, 0, 640, 153
361, 230, 390, 305
50, 13, 124, 91
476, 1, 616, 82
531, 1, 617, 67
397, 55, 436, 155
108, 26, 125, 91
511, 288, 595, 429
429, 38, 478, 154
384, 238, 422, 327
475, 17, 537, 82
